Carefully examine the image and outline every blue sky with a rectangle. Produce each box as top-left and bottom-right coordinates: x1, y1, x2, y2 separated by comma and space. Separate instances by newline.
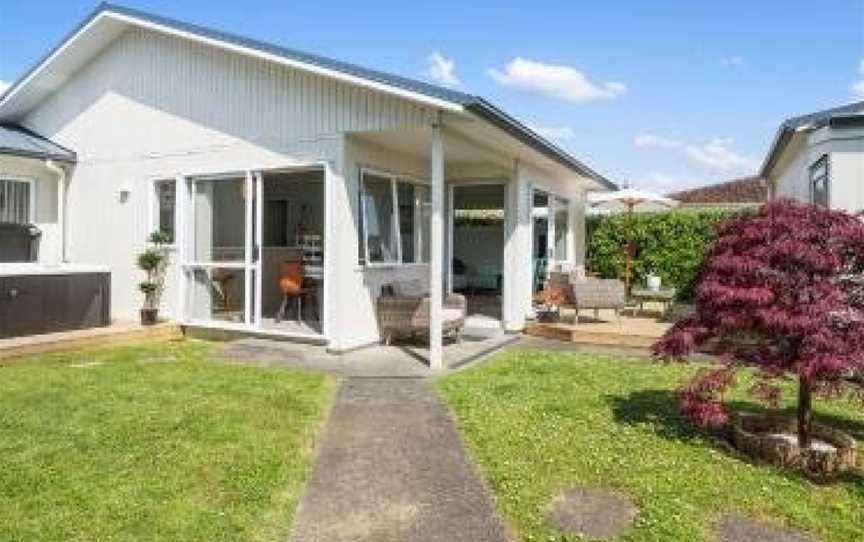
1, 1, 863, 191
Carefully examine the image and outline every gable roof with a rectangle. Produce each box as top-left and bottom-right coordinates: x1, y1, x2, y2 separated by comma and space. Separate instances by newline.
668, 176, 767, 205
0, 124, 76, 162
0, 3, 615, 189
760, 100, 864, 178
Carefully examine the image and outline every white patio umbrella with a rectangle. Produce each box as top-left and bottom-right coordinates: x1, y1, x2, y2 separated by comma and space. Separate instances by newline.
587, 188, 679, 291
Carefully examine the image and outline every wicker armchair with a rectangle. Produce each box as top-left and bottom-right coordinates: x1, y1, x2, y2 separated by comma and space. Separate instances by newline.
377, 292, 467, 345
548, 272, 626, 324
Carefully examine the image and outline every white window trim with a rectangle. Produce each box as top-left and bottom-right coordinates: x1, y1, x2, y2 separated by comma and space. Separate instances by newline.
359, 167, 430, 268
0, 175, 36, 224
147, 177, 179, 249
809, 154, 830, 208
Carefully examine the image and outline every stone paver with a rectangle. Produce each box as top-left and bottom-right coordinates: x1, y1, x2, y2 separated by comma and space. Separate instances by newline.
546, 486, 638, 540
715, 514, 819, 542
288, 378, 509, 542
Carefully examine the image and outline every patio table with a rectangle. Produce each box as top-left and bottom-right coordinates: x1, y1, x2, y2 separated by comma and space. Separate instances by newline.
629, 287, 676, 316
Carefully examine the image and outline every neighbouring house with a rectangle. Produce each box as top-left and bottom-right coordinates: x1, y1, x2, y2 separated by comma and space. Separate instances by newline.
667, 175, 768, 211
0, 3, 615, 362
761, 100, 864, 212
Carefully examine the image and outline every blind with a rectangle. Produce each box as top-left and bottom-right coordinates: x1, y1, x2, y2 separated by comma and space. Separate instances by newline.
0, 180, 32, 224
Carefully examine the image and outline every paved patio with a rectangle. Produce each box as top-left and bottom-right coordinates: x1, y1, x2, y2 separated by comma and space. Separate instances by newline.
220, 327, 518, 377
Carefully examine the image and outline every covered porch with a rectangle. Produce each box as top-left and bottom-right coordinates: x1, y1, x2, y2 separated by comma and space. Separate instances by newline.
341, 113, 606, 368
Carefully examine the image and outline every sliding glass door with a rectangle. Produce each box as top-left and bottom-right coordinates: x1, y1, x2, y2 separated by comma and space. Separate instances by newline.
185, 174, 254, 325
181, 168, 325, 337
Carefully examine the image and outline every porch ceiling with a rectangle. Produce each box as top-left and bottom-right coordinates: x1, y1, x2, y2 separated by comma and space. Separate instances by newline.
349, 118, 609, 190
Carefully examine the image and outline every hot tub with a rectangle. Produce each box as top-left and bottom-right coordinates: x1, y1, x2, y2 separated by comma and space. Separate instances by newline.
0, 264, 111, 339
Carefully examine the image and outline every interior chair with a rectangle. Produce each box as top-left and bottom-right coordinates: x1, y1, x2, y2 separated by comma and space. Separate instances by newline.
276, 260, 316, 323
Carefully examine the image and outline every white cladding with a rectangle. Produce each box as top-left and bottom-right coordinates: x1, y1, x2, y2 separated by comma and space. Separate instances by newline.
771, 126, 864, 214
10, 24, 591, 349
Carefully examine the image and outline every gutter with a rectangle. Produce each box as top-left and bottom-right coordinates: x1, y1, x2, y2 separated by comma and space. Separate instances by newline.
464, 99, 618, 190
45, 160, 68, 263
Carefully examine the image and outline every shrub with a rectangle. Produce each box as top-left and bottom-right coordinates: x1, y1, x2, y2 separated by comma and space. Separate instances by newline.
586, 209, 740, 301
653, 200, 864, 447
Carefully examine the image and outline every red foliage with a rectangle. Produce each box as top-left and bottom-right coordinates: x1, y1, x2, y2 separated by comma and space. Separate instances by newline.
653, 200, 864, 434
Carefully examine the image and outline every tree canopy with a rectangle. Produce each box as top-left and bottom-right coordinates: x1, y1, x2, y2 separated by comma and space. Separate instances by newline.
653, 200, 864, 445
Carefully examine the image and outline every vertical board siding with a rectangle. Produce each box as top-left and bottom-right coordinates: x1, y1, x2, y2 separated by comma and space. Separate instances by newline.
24, 27, 433, 162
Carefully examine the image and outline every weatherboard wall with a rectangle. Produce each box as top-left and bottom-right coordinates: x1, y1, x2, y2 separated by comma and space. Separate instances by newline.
17, 26, 435, 327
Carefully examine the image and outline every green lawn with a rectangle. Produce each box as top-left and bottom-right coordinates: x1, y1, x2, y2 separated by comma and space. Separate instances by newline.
0, 341, 334, 542
436, 349, 864, 541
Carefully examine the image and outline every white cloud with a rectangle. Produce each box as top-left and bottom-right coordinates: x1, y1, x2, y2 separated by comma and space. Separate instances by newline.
634, 173, 689, 193
720, 56, 744, 66
634, 133, 681, 149
487, 57, 626, 103
634, 133, 757, 175
683, 137, 755, 172
529, 124, 576, 141
0, 80, 10, 94
852, 59, 864, 98
425, 52, 460, 87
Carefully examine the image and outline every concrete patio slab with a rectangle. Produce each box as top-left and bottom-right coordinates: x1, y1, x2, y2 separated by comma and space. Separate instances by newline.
220, 327, 517, 377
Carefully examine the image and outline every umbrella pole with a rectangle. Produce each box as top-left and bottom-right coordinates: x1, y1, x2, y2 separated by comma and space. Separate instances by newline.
625, 202, 633, 293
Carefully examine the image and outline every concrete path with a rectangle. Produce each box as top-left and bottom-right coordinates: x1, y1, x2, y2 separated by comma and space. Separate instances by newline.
288, 378, 510, 542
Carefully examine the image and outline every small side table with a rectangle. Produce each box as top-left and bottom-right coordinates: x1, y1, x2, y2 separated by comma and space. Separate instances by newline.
630, 288, 677, 316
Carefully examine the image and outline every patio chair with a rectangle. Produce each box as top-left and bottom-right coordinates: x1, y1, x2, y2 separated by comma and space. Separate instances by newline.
377, 283, 467, 345
549, 272, 626, 325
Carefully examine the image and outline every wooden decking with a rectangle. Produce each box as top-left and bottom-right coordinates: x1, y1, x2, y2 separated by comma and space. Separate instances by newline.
0, 321, 183, 361
525, 309, 672, 349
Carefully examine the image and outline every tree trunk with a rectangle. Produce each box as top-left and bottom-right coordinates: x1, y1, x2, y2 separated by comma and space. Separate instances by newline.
797, 374, 812, 448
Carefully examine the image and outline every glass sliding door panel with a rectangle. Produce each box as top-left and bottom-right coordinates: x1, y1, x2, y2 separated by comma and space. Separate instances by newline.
187, 267, 248, 323
192, 177, 247, 263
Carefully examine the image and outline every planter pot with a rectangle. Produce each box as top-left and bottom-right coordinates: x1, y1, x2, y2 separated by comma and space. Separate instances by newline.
731, 412, 857, 481
646, 274, 661, 291
140, 308, 158, 326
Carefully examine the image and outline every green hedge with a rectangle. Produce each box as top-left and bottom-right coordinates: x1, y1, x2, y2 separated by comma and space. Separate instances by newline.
586, 210, 743, 301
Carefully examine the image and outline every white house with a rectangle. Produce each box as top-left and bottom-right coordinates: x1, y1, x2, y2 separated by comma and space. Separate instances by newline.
0, 3, 615, 364
762, 100, 864, 212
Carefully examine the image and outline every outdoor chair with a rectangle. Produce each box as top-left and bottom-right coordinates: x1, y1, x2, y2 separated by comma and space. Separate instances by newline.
377, 282, 467, 345
548, 272, 626, 325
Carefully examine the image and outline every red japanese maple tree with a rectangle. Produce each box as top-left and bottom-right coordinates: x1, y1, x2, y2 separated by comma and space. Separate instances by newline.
653, 199, 864, 447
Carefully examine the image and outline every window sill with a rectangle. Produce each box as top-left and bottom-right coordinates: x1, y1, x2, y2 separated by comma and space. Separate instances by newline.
356, 262, 430, 272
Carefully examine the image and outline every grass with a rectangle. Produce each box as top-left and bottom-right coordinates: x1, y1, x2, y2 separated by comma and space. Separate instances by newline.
436, 349, 864, 541
0, 341, 334, 542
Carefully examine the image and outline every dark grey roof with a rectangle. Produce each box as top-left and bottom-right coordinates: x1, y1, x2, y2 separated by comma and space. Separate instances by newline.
0, 124, 76, 162
1, 3, 615, 188
761, 100, 864, 177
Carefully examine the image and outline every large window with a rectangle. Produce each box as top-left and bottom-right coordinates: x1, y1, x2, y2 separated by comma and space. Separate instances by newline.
359, 171, 430, 265
0, 178, 33, 224
810, 155, 829, 208
153, 179, 176, 243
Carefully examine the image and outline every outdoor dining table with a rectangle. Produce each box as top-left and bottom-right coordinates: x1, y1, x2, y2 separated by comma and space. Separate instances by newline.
629, 287, 676, 316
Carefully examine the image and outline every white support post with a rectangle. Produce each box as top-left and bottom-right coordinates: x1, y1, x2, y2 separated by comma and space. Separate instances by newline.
175, 174, 187, 321
429, 117, 445, 370
503, 160, 533, 331
254, 171, 264, 328
243, 170, 254, 326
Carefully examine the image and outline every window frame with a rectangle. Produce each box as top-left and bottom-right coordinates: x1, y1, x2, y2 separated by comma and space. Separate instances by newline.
809, 154, 830, 208
359, 167, 430, 268
0, 176, 36, 225
148, 177, 179, 248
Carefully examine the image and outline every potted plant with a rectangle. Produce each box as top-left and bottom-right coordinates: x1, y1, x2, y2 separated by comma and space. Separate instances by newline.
137, 230, 171, 325
646, 271, 662, 291
534, 287, 567, 323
